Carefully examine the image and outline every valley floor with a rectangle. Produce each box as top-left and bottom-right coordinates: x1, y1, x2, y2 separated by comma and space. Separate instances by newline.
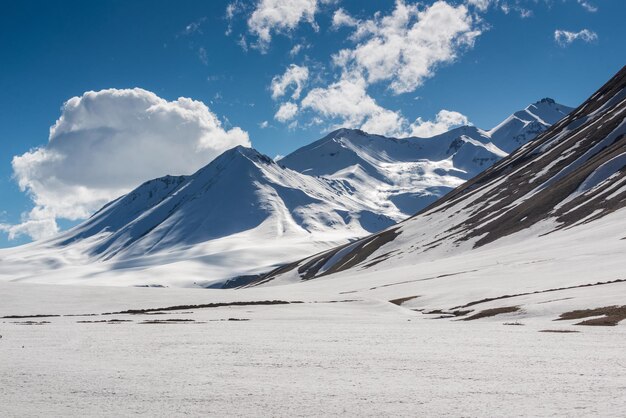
1, 281, 625, 417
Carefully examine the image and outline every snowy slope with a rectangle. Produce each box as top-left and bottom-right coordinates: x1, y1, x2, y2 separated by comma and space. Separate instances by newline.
252, 66, 626, 287
0, 146, 403, 287
62, 145, 401, 259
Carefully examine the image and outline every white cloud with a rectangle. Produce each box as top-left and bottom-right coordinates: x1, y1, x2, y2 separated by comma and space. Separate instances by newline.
274, 102, 299, 122
295, 1, 480, 136
225, 1, 246, 36
0, 216, 59, 241
271, 64, 310, 100
301, 74, 406, 136
554, 29, 598, 46
408, 109, 470, 137
334, 0, 481, 94
577, 0, 597, 12
5, 88, 250, 241
181, 17, 207, 36
465, 0, 495, 12
197, 47, 208, 65
247, 0, 328, 51
237, 34, 249, 51
259, 120, 270, 128
332, 8, 358, 29
289, 43, 304, 56
518, 8, 532, 18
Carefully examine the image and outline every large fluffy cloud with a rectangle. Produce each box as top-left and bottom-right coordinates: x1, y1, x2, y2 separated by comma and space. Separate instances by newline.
291, 1, 480, 136
334, 0, 481, 94
301, 74, 406, 136
3, 88, 250, 241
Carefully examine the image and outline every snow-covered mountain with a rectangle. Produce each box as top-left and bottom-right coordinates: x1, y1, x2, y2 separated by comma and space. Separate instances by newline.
0, 145, 404, 287
63, 145, 400, 260
251, 66, 626, 288
488, 98, 573, 153
0, 98, 573, 287
280, 98, 573, 215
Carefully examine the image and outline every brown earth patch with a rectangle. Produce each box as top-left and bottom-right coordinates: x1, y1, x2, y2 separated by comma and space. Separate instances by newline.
11, 321, 50, 325
556, 305, 626, 326
424, 309, 472, 317
451, 279, 626, 310
389, 296, 420, 306
108, 300, 301, 315
463, 306, 520, 321
539, 329, 580, 333
140, 319, 198, 324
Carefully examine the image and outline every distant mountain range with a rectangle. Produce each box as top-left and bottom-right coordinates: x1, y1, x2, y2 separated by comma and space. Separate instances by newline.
251, 66, 626, 287
0, 98, 575, 287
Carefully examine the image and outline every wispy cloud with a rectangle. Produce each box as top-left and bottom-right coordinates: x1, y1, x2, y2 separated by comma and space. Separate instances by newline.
197, 47, 208, 65
577, 0, 598, 13
554, 29, 598, 47
180, 17, 207, 36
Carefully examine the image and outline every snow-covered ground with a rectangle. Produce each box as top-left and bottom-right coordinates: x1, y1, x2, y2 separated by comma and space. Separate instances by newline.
1, 205, 625, 416
1, 287, 624, 416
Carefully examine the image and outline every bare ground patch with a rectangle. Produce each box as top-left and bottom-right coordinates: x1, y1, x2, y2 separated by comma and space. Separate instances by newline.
389, 296, 420, 306
556, 305, 626, 326
108, 300, 302, 315
539, 329, 580, 333
463, 306, 520, 321
451, 279, 626, 310
10, 321, 50, 325
140, 319, 199, 324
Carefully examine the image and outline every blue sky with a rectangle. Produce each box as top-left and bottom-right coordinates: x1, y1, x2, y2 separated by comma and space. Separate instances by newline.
0, 0, 624, 247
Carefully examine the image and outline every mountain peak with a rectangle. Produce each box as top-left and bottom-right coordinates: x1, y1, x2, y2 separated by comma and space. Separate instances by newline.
325, 127, 369, 140
536, 97, 556, 105
212, 145, 275, 167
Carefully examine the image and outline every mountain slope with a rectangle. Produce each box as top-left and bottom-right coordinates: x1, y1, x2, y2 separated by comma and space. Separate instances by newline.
488, 98, 573, 153
281, 99, 573, 216
62, 145, 400, 260
251, 66, 626, 287
0, 146, 404, 286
